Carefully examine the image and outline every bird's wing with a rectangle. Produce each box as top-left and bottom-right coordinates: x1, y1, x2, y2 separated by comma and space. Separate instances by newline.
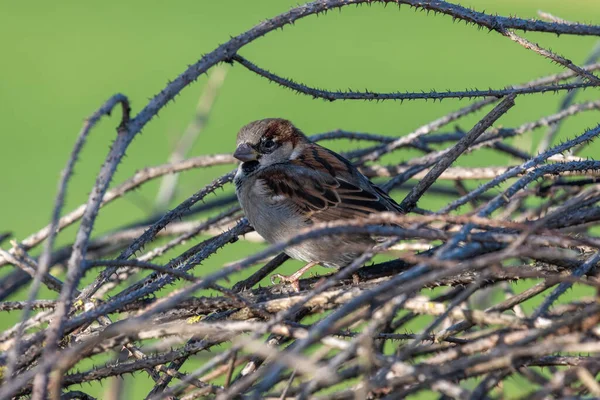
256, 144, 403, 223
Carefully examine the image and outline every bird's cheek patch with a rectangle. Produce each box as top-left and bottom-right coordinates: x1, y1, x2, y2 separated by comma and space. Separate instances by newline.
290, 146, 303, 160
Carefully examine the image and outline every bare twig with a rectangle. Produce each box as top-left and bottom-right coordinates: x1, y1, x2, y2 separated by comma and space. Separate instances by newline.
155, 67, 228, 210
400, 95, 516, 211
3, 2, 600, 400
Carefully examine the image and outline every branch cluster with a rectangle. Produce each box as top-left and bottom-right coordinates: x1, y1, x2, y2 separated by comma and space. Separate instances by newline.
1, 1, 600, 399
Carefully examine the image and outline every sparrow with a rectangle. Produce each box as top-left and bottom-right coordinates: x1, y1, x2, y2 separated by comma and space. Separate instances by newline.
233, 118, 404, 290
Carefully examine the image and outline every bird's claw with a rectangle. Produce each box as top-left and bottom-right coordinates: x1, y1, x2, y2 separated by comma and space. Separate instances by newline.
270, 273, 301, 292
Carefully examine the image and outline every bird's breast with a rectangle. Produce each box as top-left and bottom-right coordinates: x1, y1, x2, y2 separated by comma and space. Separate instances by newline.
235, 176, 308, 245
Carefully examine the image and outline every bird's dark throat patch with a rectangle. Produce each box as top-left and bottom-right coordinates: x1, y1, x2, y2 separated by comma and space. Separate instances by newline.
242, 160, 260, 175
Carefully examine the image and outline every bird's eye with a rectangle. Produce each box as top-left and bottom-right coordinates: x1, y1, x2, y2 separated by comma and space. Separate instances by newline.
261, 138, 276, 153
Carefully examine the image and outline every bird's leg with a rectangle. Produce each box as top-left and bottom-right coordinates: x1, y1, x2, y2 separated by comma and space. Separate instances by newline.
270, 262, 318, 292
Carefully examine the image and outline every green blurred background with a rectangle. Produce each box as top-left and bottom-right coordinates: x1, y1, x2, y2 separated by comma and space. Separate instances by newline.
1, 0, 599, 398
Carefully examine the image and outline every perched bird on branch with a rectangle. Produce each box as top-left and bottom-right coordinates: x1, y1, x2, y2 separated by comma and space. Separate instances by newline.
233, 118, 404, 290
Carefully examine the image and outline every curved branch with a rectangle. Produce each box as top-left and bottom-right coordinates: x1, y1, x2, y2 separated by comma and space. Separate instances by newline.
232, 54, 596, 102
5, 93, 129, 382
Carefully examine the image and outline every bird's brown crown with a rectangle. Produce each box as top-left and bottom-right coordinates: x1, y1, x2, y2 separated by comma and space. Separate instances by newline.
236, 118, 307, 147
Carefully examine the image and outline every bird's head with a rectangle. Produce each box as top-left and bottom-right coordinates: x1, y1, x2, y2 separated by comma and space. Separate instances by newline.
234, 118, 308, 173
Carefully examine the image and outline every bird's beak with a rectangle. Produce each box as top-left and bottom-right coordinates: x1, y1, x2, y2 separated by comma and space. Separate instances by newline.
234, 143, 258, 162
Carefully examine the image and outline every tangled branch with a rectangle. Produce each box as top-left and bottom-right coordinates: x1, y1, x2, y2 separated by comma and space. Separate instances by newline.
1, 1, 600, 399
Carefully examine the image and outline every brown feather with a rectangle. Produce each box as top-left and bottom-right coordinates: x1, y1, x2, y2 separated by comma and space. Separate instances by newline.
256, 142, 403, 224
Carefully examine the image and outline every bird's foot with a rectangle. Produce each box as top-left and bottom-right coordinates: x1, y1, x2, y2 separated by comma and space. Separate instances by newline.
270, 262, 317, 292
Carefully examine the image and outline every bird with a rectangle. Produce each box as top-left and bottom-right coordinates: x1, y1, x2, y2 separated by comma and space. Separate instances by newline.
233, 118, 404, 290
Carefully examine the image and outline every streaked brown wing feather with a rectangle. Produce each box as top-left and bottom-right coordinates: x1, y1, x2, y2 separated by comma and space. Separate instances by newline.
257, 143, 403, 223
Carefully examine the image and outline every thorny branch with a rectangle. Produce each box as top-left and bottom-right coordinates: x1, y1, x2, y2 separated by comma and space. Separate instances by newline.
1, 1, 600, 399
